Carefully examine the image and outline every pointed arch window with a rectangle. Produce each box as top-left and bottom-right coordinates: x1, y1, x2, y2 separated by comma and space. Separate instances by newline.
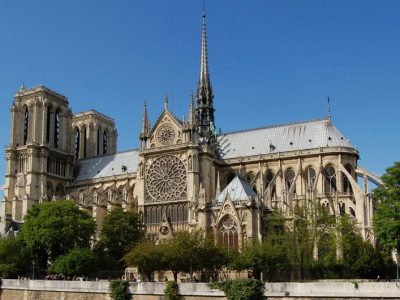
46, 106, 51, 143
74, 128, 80, 160
305, 167, 316, 191
97, 128, 101, 155
103, 130, 108, 154
83, 126, 87, 158
324, 165, 337, 195
54, 109, 60, 148
285, 168, 296, 193
218, 216, 239, 251
23, 107, 29, 145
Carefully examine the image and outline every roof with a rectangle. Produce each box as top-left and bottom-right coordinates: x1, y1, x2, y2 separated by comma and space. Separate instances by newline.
219, 118, 354, 159
215, 176, 257, 203
74, 150, 139, 181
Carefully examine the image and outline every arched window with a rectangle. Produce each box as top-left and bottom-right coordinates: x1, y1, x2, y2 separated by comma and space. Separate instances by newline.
23, 106, 29, 145
218, 216, 239, 251
46, 105, 51, 144
103, 130, 108, 154
97, 128, 101, 155
265, 170, 276, 198
320, 201, 330, 214
342, 164, 353, 195
324, 165, 337, 195
54, 109, 60, 148
83, 126, 87, 158
305, 167, 316, 191
74, 128, 80, 159
285, 168, 296, 193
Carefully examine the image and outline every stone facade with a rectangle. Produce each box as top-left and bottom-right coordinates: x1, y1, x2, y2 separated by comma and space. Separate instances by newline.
0, 13, 381, 248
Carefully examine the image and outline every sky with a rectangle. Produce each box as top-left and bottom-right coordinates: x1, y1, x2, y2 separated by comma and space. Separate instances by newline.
0, 0, 399, 195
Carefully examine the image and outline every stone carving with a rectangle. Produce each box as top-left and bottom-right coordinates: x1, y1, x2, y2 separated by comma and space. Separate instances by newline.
156, 124, 176, 146
146, 155, 187, 202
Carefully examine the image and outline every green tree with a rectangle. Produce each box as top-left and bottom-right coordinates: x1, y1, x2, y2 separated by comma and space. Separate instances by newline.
162, 230, 204, 282
123, 239, 165, 281
232, 237, 287, 280
372, 161, 400, 253
49, 248, 97, 277
19, 200, 95, 269
0, 237, 30, 278
98, 208, 144, 264
340, 215, 395, 279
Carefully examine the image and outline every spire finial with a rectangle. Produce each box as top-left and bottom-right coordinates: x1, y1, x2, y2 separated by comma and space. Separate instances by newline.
164, 93, 169, 111
140, 100, 149, 138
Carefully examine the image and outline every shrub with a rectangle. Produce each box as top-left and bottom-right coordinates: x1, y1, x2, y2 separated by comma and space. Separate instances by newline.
109, 280, 129, 300
210, 279, 264, 300
164, 281, 180, 300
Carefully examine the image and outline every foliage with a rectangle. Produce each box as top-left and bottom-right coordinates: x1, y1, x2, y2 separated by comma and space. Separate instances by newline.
98, 208, 144, 264
123, 239, 165, 281
339, 215, 395, 279
19, 200, 95, 268
164, 281, 180, 300
109, 279, 129, 300
231, 237, 287, 280
49, 248, 97, 277
275, 203, 334, 280
372, 161, 400, 253
210, 279, 264, 300
0, 237, 30, 278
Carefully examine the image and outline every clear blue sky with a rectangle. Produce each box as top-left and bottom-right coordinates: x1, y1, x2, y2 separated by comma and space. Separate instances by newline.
0, 0, 399, 194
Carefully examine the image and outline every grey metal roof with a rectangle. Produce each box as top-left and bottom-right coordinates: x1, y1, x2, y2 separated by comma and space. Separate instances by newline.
219, 118, 354, 159
74, 150, 139, 181
215, 176, 257, 203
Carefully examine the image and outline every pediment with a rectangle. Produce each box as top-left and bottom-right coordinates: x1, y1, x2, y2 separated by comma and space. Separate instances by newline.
149, 110, 184, 148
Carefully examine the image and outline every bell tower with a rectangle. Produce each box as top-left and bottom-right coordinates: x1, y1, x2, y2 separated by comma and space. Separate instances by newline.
1, 86, 74, 228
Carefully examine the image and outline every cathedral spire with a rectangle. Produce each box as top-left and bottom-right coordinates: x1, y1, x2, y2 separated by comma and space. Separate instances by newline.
196, 6, 215, 138
140, 100, 149, 139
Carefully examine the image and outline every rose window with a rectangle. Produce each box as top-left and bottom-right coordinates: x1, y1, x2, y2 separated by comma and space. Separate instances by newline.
156, 124, 176, 146
146, 155, 187, 202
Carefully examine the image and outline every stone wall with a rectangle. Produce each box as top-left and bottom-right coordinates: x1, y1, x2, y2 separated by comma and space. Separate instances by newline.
1, 279, 400, 300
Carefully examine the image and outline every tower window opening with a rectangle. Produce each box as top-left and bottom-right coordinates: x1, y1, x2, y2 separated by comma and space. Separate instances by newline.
103, 130, 108, 154
23, 107, 29, 145
75, 129, 80, 160
83, 127, 87, 158
97, 128, 101, 155
46, 106, 51, 143
54, 110, 60, 148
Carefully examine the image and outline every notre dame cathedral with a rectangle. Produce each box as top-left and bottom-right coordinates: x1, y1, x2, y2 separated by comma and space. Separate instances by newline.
0, 12, 381, 249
